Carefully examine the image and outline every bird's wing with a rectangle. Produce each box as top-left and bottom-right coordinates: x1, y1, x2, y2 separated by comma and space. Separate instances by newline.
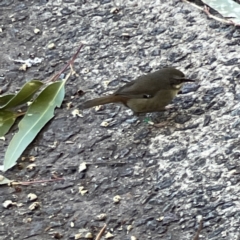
114, 76, 158, 98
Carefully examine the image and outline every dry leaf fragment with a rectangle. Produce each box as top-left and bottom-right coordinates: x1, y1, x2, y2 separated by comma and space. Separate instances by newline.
48, 43, 55, 49
71, 109, 83, 117
79, 186, 88, 196
29, 202, 40, 210
26, 163, 36, 171
79, 162, 87, 172
110, 7, 120, 14
113, 195, 121, 203
3, 200, 16, 208
34, 28, 40, 34
19, 63, 28, 71
127, 225, 133, 233
27, 193, 38, 201
29, 156, 36, 162
156, 216, 164, 222
85, 232, 93, 239
105, 232, 114, 239
131, 236, 137, 240
96, 213, 107, 221
74, 233, 82, 239
48, 141, 58, 148
103, 81, 110, 87
100, 121, 109, 127
95, 105, 103, 111
23, 217, 32, 223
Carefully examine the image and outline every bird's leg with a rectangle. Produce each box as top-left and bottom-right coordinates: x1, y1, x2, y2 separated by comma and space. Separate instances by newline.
153, 109, 179, 127
153, 114, 177, 127
153, 121, 170, 128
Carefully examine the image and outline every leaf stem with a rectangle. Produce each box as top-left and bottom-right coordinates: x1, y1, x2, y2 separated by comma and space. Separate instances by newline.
46, 43, 84, 83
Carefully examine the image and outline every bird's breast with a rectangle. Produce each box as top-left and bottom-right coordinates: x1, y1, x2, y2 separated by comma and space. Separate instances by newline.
126, 89, 180, 113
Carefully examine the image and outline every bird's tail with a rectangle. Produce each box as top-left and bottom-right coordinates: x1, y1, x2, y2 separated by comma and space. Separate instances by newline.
80, 95, 124, 109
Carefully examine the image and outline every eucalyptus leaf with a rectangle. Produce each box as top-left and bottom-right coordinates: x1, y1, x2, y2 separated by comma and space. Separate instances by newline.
0, 94, 15, 107
202, 0, 240, 24
3, 81, 65, 172
0, 110, 17, 137
0, 80, 44, 110
0, 175, 12, 185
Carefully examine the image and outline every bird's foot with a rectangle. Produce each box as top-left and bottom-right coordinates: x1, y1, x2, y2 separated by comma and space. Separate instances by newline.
152, 113, 177, 128
153, 121, 170, 128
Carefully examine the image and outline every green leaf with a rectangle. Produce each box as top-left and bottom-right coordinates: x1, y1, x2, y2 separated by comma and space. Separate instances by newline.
3, 81, 65, 172
0, 110, 17, 137
0, 80, 44, 110
202, 0, 240, 25
0, 94, 15, 107
0, 175, 12, 185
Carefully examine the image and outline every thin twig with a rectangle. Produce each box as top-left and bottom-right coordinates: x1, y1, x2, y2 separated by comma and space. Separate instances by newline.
193, 219, 203, 240
15, 112, 26, 117
46, 43, 83, 83
182, 0, 240, 26
85, 161, 127, 166
182, 0, 203, 11
10, 177, 64, 186
95, 224, 107, 240
203, 5, 235, 25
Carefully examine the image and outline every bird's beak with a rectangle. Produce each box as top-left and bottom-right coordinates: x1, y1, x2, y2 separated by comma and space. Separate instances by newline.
171, 77, 195, 90
174, 76, 195, 83
182, 78, 195, 83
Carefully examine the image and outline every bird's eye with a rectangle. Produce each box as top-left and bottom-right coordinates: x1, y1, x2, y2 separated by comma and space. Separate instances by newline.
143, 94, 151, 98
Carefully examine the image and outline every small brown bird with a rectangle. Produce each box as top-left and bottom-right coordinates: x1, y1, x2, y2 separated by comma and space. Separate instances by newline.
81, 67, 194, 113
